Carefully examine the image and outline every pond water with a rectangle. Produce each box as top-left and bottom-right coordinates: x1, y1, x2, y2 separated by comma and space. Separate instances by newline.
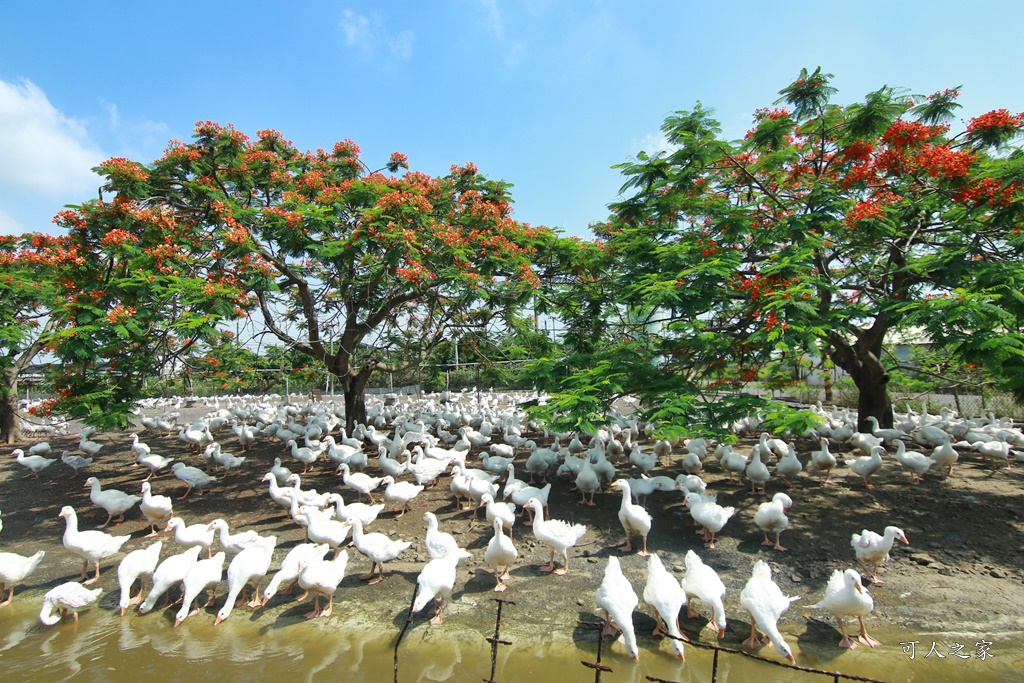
1, 598, 1020, 683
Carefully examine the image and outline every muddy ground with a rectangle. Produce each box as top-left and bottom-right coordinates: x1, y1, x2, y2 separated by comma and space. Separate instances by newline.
3, 401, 1024, 668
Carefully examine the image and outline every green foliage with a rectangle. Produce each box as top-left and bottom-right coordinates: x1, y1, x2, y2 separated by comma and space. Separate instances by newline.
536, 69, 1024, 435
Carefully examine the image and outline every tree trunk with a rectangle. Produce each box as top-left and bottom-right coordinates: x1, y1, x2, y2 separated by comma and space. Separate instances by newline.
829, 334, 894, 432
340, 362, 377, 433
1, 375, 22, 444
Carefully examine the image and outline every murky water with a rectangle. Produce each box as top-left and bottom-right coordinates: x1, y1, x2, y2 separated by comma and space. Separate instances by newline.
1, 598, 1020, 683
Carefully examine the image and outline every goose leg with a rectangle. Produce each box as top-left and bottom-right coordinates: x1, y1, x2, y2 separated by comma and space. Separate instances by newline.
0, 585, 14, 608
857, 616, 882, 647
320, 594, 334, 618
761, 531, 773, 547
836, 618, 857, 648
538, 550, 556, 573
429, 597, 445, 625
553, 552, 569, 575
686, 597, 701, 620
80, 560, 89, 582
639, 535, 650, 557
98, 514, 114, 529
84, 562, 101, 585
742, 618, 762, 648
305, 595, 320, 619
773, 532, 787, 552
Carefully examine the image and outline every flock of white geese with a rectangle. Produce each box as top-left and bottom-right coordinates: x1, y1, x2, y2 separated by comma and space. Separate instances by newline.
3, 391, 1022, 664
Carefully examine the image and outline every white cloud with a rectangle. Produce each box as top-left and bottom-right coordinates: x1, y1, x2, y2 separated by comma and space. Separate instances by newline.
480, 0, 504, 40
388, 30, 415, 59
341, 9, 374, 51
0, 206, 24, 236
0, 79, 104, 198
339, 10, 414, 60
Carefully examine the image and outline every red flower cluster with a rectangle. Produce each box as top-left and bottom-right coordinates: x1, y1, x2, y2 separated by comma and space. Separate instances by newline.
967, 109, 1024, 134
389, 151, 410, 170
99, 229, 138, 247
881, 120, 946, 148
99, 157, 149, 183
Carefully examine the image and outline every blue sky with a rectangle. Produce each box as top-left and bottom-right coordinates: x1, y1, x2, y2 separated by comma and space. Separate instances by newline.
3, 1, 1023, 239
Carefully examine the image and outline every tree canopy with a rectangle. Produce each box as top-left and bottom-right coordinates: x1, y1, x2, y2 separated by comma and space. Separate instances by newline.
86, 122, 555, 428
534, 68, 1024, 435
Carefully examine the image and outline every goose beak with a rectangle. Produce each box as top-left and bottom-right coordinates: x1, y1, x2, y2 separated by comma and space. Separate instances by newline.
173, 618, 182, 628
854, 582, 864, 593
261, 596, 270, 607
900, 535, 910, 545
786, 654, 796, 664
214, 616, 223, 626
119, 607, 126, 617
717, 628, 726, 638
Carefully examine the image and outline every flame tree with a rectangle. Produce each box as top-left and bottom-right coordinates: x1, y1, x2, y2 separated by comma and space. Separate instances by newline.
94, 122, 551, 430
564, 68, 1024, 433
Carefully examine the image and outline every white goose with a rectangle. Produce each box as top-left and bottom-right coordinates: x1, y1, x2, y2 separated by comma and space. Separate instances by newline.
137, 452, 173, 480
807, 437, 837, 485
171, 461, 217, 499
526, 498, 587, 576
753, 492, 792, 551
85, 476, 141, 528
215, 535, 277, 624
78, 433, 104, 458
12, 448, 57, 478
612, 479, 652, 556
483, 517, 518, 592
595, 556, 640, 660
684, 492, 735, 549
297, 550, 349, 619
931, 436, 959, 477
775, 444, 803, 484
479, 492, 516, 540
298, 506, 352, 558
287, 438, 320, 474
892, 439, 936, 483
207, 518, 264, 555
844, 445, 884, 489
270, 457, 293, 487
739, 560, 799, 662
642, 553, 687, 660
380, 476, 424, 517
174, 551, 226, 627
0, 549, 45, 608
338, 463, 385, 503
138, 545, 202, 614
325, 492, 385, 528
139, 481, 173, 537
262, 472, 295, 511
61, 450, 93, 477
166, 516, 215, 558
412, 553, 460, 624
812, 568, 880, 648
348, 517, 411, 585
262, 542, 331, 605
745, 449, 771, 495
423, 512, 471, 562
39, 582, 102, 625
59, 505, 130, 584
117, 541, 163, 616
680, 549, 727, 637
851, 526, 909, 584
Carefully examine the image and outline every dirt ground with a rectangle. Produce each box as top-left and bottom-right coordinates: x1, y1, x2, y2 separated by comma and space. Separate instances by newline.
3, 400, 1024, 665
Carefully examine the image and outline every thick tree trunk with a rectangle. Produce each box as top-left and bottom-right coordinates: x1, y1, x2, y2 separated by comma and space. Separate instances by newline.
343, 384, 367, 434
830, 334, 894, 432
340, 363, 377, 433
1, 376, 21, 444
